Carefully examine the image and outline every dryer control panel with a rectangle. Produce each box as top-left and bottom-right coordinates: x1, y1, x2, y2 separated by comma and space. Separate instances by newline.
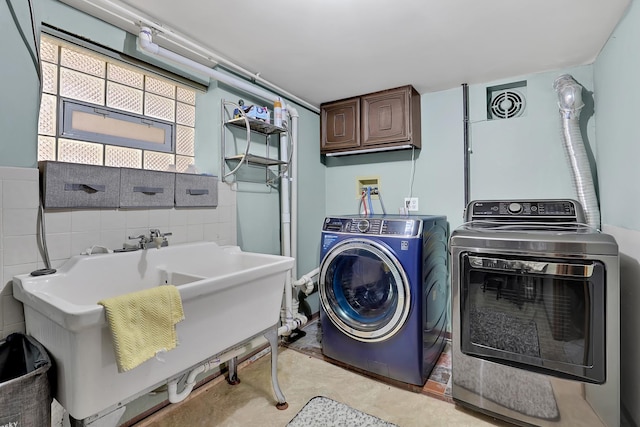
323, 217, 421, 237
466, 199, 586, 223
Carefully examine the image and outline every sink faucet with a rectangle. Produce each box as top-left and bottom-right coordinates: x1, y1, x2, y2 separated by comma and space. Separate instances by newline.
150, 229, 172, 249
127, 229, 172, 249
127, 234, 148, 250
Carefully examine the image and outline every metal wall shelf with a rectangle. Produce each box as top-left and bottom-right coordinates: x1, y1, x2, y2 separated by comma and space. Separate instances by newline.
226, 117, 287, 135
225, 154, 287, 167
221, 100, 290, 185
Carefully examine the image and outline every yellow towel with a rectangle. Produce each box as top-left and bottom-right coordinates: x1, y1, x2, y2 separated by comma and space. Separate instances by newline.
98, 285, 185, 372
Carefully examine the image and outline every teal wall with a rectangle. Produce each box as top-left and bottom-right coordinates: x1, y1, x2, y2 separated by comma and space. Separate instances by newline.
594, 0, 639, 424
1, 0, 40, 167
467, 66, 595, 204
294, 102, 325, 277
594, 0, 639, 230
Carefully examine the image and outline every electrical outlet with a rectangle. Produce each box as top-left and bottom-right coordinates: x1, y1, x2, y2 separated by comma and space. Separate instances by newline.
404, 197, 419, 211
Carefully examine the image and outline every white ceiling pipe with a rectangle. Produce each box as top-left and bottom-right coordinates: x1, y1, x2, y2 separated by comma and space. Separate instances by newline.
140, 27, 317, 112
139, 28, 275, 102
138, 27, 303, 133
60, 0, 319, 112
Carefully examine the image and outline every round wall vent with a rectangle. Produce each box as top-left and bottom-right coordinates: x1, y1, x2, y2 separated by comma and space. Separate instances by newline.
490, 90, 526, 119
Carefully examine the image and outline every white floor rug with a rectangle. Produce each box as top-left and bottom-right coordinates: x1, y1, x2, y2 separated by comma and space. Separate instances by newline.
287, 396, 398, 427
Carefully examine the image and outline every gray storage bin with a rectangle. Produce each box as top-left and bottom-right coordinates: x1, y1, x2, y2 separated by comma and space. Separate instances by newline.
175, 174, 218, 207
119, 168, 175, 208
39, 161, 120, 208
0, 333, 52, 427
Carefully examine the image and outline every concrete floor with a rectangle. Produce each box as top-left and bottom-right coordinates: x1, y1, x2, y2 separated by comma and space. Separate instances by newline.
134, 347, 508, 427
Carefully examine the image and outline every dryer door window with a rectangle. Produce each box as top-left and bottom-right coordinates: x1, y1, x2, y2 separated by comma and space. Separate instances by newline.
459, 252, 606, 384
319, 239, 411, 342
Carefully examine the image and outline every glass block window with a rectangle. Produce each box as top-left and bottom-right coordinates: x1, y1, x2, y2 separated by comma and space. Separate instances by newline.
38, 94, 57, 136
146, 76, 175, 99
60, 68, 105, 104
37, 35, 197, 171
41, 62, 58, 94
60, 99, 173, 152
58, 139, 103, 165
176, 155, 195, 173
40, 38, 58, 63
105, 145, 142, 168
60, 47, 106, 77
176, 126, 195, 156
38, 136, 56, 161
177, 87, 196, 105
145, 93, 176, 122
106, 82, 143, 114
176, 102, 196, 126
107, 63, 144, 89
144, 151, 175, 171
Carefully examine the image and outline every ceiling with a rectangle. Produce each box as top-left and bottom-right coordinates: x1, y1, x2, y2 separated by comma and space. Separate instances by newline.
63, 0, 630, 110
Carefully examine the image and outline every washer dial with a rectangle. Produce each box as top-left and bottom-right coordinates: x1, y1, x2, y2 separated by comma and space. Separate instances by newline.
508, 202, 523, 214
356, 219, 370, 233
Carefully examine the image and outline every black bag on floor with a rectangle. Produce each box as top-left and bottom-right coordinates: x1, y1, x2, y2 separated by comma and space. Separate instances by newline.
0, 333, 53, 427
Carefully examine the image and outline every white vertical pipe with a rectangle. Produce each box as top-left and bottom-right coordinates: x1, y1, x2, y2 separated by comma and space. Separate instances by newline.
280, 128, 294, 332
289, 110, 300, 281
280, 110, 302, 335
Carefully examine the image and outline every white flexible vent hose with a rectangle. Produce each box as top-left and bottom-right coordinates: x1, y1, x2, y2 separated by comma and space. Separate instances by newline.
553, 74, 601, 230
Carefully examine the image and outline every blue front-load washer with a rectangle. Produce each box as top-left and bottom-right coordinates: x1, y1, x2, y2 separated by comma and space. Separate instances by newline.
319, 214, 450, 386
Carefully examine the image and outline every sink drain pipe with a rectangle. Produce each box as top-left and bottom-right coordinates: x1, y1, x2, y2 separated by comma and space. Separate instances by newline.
278, 268, 318, 335
553, 74, 600, 230
167, 345, 247, 403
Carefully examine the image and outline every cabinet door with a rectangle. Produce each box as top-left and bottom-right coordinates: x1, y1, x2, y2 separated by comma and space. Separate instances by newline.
362, 86, 416, 147
321, 97, 360, 154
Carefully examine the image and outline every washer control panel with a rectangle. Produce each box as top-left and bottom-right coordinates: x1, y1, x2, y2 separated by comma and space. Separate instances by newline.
466, 199, 585, 223
322, 217, 421, 237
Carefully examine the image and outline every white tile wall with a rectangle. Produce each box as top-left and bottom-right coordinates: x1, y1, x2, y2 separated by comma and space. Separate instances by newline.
0, 167, 39, 338
45, 210, 72, 233
4, 236, 39, 266
0, 166, 236, 339
3, 208, 38, 235
3, 179, 39, 208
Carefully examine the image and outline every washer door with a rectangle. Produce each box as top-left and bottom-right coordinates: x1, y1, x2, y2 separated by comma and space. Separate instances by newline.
319, 238, 411, 342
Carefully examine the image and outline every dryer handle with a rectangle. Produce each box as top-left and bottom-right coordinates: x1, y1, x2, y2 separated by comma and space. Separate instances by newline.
468, 256, 595, 278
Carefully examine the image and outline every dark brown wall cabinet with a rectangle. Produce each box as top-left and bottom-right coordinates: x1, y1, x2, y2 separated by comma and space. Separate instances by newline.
320, 85, 421, 156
